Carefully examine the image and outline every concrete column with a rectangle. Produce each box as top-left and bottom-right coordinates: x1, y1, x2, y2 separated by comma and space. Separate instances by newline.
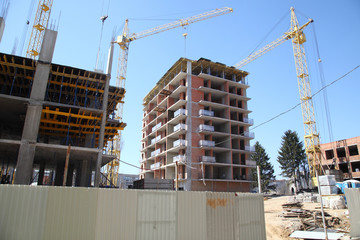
14, 29, 57, 185
0, 17, 5, 43
185, 60, 192, 191
37, 160, 46, 185
95, 43, 114, 187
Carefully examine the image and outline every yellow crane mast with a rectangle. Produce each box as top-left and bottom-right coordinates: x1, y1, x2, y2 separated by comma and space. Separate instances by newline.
105, 7, 233, 187
233, 8, 321, 183
26, 0, 53, 60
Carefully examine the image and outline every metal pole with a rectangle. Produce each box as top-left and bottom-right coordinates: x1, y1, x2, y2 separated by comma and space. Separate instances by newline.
175, 161, 178, 191
94, 43, 114, 187
63, 144, 71, 186
257, 165, 262, 193
316, 170, 328, 240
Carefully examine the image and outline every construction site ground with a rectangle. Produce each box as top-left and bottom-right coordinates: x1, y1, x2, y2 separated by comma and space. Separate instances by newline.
264, 195, 350, 239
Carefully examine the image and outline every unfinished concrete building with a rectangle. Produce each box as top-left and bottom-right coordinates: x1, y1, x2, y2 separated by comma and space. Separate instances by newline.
0, 29, 125, 186
320, 136, 360, 181
140, 58, 256, 192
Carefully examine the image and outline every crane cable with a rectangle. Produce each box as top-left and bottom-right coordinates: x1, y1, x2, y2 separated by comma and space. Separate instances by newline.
251, 64, 360, 131
312, 23, 334, 147
18, 0, 35, 56
246, 10, 289, 57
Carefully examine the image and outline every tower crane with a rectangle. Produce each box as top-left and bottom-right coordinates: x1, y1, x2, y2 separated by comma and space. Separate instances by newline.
233, 8, 321, 184
26, 0, 53, 59
105, 7, 233, 187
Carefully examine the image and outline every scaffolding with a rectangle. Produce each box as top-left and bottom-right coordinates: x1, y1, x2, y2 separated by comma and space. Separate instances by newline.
0, 52, 125, 185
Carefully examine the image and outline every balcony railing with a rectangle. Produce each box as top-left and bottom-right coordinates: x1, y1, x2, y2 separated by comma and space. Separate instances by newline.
174, 108, 187, 117
199, 124, 214, 132
199, 140, 215, 147
174, 123, 187, 132
174, 139, 187, 147
246, 160, 256, 166
174, 155, 186, 163
150, 135, 162, 145
151, 122, 162, 132
243, 131, 255, 138
150, 148, 161, 157
245, 145, 255, 152
201, 156, 216, 163
150, 162, 161, 170
243, 117, 254, 125
199, 109, 214, 117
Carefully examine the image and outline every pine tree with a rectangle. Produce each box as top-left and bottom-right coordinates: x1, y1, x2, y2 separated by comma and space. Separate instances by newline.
251, 141, 276, 192
277, 130, 307, 191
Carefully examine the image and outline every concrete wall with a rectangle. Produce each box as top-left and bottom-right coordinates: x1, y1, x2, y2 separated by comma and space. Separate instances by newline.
0, 185, 266, 240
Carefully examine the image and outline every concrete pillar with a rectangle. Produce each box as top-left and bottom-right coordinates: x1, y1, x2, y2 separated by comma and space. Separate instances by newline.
14, 29, 57, 185
37, 160, 46, 185
185, 60, 192, 191
95, 43, 114, 187
0, 17, 4, 43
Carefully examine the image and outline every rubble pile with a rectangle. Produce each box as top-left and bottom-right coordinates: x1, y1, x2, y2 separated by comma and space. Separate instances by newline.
280, 202, 349, 234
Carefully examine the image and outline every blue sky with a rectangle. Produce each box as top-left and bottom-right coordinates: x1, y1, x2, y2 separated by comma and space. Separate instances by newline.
1, 0, 359, 178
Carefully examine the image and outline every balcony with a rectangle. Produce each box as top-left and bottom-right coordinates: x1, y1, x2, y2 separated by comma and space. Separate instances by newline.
151, 122, 162, 132
174, 155, 186, 163
199, 140, 215, 147
199, 124, 214, 132
150, 162, 161, 170
174, 139, 187, 147
245, 160, 256, 166
150, 135, 162, 145
174, 123, 187, 132
243, 131, 255, 139
243, 117, 254, 125
199, 109, 214, 117
245, 145, 255, 152
174, 108, 187, 117
150, 148, 161, 157
201, 156, 216, 163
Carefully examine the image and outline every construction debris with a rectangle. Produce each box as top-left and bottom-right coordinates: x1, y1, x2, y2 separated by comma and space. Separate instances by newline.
281, 198, 350, 236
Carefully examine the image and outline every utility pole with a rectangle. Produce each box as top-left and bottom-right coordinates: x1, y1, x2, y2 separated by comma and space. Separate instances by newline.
175, 161, 178, 191
257, 165, 262, 194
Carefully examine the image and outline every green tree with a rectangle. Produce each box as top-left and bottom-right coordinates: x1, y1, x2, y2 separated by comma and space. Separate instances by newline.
251, 141, 276, 192
277, 130, 308, 191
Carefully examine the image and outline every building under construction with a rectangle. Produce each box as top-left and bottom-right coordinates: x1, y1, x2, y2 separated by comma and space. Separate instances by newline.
141, 58, 256, 192
0, 28, 125, 186
320, 136, 360, 181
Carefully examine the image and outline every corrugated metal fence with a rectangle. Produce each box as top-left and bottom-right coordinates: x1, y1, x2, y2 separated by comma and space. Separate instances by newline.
344, 188, 360, 238
0, 185, 266, 240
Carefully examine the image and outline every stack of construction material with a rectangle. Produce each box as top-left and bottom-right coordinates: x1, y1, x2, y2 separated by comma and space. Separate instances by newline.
318, 175, 338, 195
133, 178, 174, 190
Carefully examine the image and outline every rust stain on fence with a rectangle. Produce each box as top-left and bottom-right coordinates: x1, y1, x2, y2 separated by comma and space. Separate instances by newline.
207, 198, 228, 208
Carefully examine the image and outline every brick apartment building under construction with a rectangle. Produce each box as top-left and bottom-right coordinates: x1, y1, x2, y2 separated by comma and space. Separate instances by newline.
320, 136, 360, 181
0, 28, 125, 186
140, 58, 256, 192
